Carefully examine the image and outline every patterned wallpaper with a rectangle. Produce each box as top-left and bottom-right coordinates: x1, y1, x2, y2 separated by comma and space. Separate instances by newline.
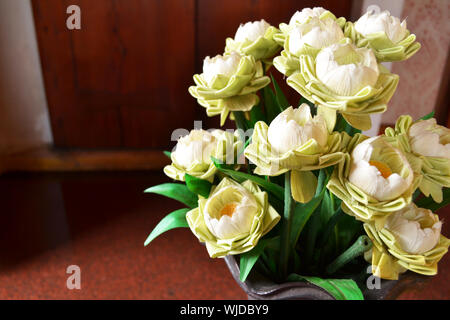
383, 0, 449, 124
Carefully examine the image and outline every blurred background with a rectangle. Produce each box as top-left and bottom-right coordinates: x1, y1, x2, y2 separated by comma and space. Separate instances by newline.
0, 0, 448, 299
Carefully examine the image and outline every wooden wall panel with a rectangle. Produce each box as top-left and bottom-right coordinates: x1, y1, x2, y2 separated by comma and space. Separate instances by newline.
32, 0, 196, 149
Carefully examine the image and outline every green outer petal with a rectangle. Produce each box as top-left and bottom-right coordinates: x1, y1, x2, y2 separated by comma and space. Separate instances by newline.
225, 27, 281, 61
344, 21, 421, 62
291, 170, 317, 203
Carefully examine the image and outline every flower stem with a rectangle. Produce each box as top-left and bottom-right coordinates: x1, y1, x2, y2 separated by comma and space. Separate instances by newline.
233, 111, 247, 132
278, 171, 294, 280
326, 235, 372, 275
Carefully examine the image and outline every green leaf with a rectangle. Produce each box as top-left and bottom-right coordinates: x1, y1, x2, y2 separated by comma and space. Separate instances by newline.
144, 208, 190, 246
233, 111, 248, 131
420, 110, 435, 120
263, 86, 280, 123
237, 137, 252, 160
163, 151, 172, 159
270, 74, 289, 111
289, 189, 325, 248
335, 213, 364, 254
239, 239, 269, 282
212, 160, 284, 201
415, 188, 450, 212
210, 156, 235, 170
287, 274, 364, 300
249, 101, 266, 126
184, 174, 212, 198
320, 190, 335, 226
144, 183, 198, 208
315, 168, 332, 196
317, 208, 343, 248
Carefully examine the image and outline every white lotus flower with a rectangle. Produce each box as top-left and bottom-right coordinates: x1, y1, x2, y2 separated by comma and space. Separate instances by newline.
355, 10, 407, 44
289, 7, 328, 25
385, 203, 442, 254
202, 51, 241, 86
234, 19, 271, 42
315, 42, 379, 96
348, 136, 413, 201
172, 129, 218, 169
409, 118, 450, 159
204, 185, 258, 239
267, 104, 328, 154
288, 17, 344, 55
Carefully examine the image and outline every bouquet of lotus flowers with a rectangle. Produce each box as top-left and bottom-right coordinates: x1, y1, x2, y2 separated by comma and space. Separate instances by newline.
144, 7, 449, 300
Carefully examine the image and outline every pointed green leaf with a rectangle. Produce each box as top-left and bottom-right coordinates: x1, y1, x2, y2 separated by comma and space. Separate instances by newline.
287, 274, 364, 300
144, 208, 190, 246
270, 74, 289, 111
233, 110, 248, 131
249, 101, 266, 126
163, 151, 172, 159
289, 189, 325, 248
420, 110, 435, 120
239, 239, 268, 282
144, 183, 198, 208
212, 159, 284, 200
185, 174, 212, 198
263, 86, 280, 123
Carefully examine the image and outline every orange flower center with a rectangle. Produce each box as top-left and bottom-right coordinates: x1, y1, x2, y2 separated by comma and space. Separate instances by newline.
369, 160, 392, 179
220, 203, 237, 217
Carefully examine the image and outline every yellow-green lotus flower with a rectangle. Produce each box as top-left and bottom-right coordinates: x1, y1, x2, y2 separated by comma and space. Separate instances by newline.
225, 19, 281, 62
344, 9, 420, 62
185, 177, 280, 258
286, 41, 399, 131
244, 104, 345, 203
273, 17, 345, 77
327, 134, 420, 223
364, 203, 449, 280
385, 115, 450, 203
164, 129, 241, 182
188, 52, 270, 126
275, 7, 346, 46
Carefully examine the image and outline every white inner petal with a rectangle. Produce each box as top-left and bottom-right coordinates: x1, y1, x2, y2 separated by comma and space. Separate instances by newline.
267, 105, 328, 154
173, 130, 217, 169
348, 137, 412, 201
288, 18, 344, 54
204, 187, 258, 239
355, 10, 407, 44
385, 204, 442, 254
235, 19, 270, 42
289, 7, 327, 25
409, 119, 450, 159
202, 52, 241, 86
315, 43, 379, 96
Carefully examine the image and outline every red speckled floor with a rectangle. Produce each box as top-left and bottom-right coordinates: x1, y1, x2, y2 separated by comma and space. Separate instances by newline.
0, 171, 448, 299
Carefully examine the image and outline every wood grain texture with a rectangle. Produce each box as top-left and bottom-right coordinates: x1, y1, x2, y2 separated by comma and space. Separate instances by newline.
32, 0, 196, 149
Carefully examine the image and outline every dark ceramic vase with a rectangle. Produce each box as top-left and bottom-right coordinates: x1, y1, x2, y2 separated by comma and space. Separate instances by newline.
224, 255, 428, 300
